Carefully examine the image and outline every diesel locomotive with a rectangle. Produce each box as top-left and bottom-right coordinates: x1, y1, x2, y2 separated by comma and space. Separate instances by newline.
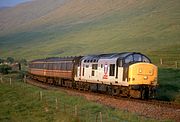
28, 52, 158, 99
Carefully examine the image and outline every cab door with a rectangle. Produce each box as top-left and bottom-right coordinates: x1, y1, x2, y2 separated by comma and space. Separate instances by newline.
123, 65, 129, 82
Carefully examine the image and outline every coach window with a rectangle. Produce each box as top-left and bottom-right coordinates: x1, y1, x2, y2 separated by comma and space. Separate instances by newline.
54, 63, 58, 70
61, 63, 65, 70
36, 63, 39, 68
67, 63, 72, 70
42, 63, 45, 69
51, 63, 54, 70
39, 63, 43, 69
43, 63, 46, 69
109, 64, 115, 76
36, 64, 38, 68
63, 63, 67, 70
56, 63, 59, 70
39, 63, 41, 69
50, 63, 53, 70
41, 63, 44, 69
36, 63, 38, 68
49, 63, 51, 70
47, 63, 50, 70
57, 63, 60, 70
33, 63, 35, 68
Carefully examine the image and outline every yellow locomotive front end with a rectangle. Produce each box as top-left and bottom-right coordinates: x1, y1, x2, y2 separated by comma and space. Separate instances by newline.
128, 63, 158, 99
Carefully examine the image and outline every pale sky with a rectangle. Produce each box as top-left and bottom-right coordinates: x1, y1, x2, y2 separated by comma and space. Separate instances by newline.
0, 0, 32, 7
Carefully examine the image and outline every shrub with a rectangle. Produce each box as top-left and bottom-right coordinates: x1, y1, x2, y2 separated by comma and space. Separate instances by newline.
6, 57, 14, 64
18, 70, 27, 79
0, 64, 12, 74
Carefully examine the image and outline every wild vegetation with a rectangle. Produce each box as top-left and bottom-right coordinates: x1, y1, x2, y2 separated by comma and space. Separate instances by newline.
0, 57, 27, 74
0, 74, 165, 122
157, 68, 180, 102
0, 64, 12, 74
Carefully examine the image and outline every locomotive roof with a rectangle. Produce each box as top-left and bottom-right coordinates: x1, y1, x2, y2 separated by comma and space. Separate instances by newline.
82, 52, 144, 62
30, 52, 149, 63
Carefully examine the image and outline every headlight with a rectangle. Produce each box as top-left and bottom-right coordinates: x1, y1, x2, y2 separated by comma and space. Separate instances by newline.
144, 76, 148, 80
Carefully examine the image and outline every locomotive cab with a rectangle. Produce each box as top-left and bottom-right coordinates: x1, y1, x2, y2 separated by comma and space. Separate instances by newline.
128, 63, 158, 99
121, 53, 158, 99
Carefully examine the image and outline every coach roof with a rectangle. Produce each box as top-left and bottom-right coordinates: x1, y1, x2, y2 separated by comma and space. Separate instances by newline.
31, 56, 81, 63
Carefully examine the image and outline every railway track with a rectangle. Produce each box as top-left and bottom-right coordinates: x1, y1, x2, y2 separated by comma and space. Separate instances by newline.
26, 78, 180, 110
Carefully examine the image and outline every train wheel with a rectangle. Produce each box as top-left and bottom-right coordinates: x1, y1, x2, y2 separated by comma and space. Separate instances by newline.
144, 87, 149, 100
107, 85, 112, 95
141, 89, 145, 99
140, 86, 149, 100
84, 82, 90, 91
120, 87, 129, 97
112, 86, 120, 96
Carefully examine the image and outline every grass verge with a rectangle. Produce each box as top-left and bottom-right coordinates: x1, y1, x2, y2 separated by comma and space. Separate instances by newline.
156, 68, 180, 102
0, 73, 164, 122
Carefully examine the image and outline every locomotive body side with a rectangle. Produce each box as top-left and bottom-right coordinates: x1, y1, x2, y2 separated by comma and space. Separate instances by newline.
75, 58, 128, 86
74, 52, 158, 98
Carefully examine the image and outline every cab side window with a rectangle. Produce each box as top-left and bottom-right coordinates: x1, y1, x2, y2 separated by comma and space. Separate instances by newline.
109, 64, 115, 76
134, 54, 142, 62
142, 56, 150, 63
125, 55, 133, 64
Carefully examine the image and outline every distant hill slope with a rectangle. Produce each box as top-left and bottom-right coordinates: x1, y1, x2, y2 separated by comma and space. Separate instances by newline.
0, 0, 66, 34
0, 0, 179, 66
0, 7, 11, 11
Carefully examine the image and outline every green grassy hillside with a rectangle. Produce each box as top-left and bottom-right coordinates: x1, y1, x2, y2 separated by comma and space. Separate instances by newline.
0, 0, 179, 67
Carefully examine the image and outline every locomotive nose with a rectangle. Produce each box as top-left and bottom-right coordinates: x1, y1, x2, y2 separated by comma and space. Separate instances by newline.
128, 63, 158, 86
